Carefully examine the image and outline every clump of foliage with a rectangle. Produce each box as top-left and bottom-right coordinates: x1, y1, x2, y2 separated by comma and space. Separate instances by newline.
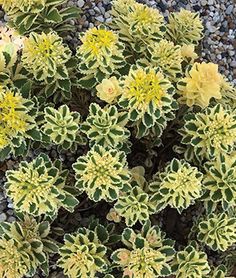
77, 26, 125, 88
149, 158, 203, 213
42, 104, 85, 151
197, 213, 236, 251
22, 31, 72, 96
5, 154, 78, 218
0, 0, 235, 277
72, 145, 130, 202
0, 214, 58, 277
178, 104, 236, 162
0, 87, 40, 160
172, 243, 211, 278
111, 0, 166, 54
0, 0, 80, 35
114, 186, 156, 226
58, 220, 115, 278
166, 9, 204, 45
112, 220, 175, 277
146, 39, 183, 79
81, 103, 130, 151
203, 153, 236, 212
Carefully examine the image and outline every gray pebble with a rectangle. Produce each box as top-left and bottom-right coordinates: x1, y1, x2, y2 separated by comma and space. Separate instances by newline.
226, 4, 234, 15
77, 0, 84, 8
0, 213, 7, 222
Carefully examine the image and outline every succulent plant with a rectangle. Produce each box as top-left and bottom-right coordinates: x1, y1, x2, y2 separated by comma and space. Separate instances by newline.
149, 158, 203, 213
118, 66, 178, 138
58, 228, 108, 278
22, 31, 72, 94
146, 39, 183, 78
206, 265, 233, 278
0, 0, 80, 35
178, 62, 224, 108
0, 237, 30, 278
178, 104, 236, 162
202, 153, 236, 212
0, 87, 40, 160
114, 186, 155, 227
172, 244, 211, 278
5, 154, 79, 218
42, 104, 84, 151
197, 213, 236, 251
166, 9, 204, 45
81, 103, 131, 151
111, 0, 166, 54
112, 220, 175, 277
77, 26, 125, 89
0, 214, 58, 276
73, 145, 130, 202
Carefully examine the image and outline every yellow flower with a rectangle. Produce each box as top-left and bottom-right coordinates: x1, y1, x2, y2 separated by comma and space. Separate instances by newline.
0, 90, 31, 136
77, 27, 125, 81
178, 62, 223, 108
80, 28, 117, 58
96, 76, 121, 104
0, 126, 10, 149
180, 44, 198, 61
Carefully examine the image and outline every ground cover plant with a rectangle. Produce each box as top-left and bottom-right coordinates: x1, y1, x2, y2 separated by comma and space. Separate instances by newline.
0, 0, 235, 277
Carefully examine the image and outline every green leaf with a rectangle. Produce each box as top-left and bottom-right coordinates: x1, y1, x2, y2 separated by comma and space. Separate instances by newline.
45, 8, 62, 23
26, 128, 42, 141
135, 237, 145, 248
62, 194, 79, 209
58, 79, 71, 92
96, 225, 109, 243
60, 7, 81, 21
38, 222, 50, 237
42, 239, 59, 253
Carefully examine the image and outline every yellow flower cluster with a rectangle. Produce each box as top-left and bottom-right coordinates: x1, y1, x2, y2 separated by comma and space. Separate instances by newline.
121, 67, 167, 114
77, 27, 125, 81
0, 89, 32, 149
111, 0, 165, 52
22, 32, 71, 81
178, 62, 224, 108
